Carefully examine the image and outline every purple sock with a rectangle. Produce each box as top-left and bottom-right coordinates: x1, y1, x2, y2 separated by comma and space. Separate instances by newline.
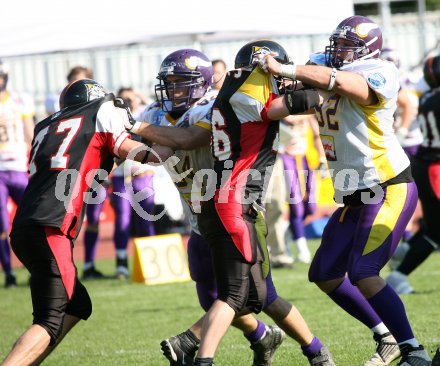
367, 284, 414, 343
329, 277, 382, 328
290, 217, 305, 239
0, 238, 12, 274
84, 230, 98, 264
302, 336, 323, 358
245, 320, 266, 343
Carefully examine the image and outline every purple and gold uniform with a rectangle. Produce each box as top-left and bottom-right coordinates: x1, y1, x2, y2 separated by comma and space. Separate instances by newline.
309, 58, 418, 284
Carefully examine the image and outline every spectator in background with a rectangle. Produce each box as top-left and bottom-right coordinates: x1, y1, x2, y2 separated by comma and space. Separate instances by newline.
0, 59, 35, 288
211, 59, 227, 91
281, 115, 327, 264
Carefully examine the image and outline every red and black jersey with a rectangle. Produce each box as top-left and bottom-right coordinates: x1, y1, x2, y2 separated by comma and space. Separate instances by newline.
417, 89, 440, 161
13, 94, 130, 238
211, 66, 280, 201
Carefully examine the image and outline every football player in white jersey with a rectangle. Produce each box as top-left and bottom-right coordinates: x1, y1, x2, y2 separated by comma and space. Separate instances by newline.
127, 47, 335, 366
260, 15, 431, 366
0, 59, 34, 288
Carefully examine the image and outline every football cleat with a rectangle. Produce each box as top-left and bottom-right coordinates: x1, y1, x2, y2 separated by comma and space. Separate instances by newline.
396, 344, 431, 366
364, 332, 401, 366
386, 271, 414, 295
82, 266, 105, 280
4, 273, 17, 288
432, 347, 440, 366
250, 325, 286, 366
307, 346, 336, 366
160, 329, 199, 366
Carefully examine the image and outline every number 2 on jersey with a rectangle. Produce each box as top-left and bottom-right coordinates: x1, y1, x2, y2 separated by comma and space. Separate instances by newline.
29, 117, 82, 176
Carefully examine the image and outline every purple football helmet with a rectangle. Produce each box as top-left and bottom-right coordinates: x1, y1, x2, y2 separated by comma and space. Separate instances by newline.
325, 16, 383, 69
155, 49, 213, 113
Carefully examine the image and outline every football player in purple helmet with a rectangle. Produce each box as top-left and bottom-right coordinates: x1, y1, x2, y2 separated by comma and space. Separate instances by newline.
155, 49, 213, 114
258, 15, 432, 366
325, 15, 383, 69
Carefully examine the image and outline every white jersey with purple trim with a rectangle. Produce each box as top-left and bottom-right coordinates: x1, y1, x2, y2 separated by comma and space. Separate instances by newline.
139, 91, 216, 234
0, 91, 34, 171
168, 91, 216, 234
316, 59, 409, 192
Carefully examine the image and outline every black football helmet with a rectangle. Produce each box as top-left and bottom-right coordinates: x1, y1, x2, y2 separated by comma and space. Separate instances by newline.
234, 40, 291, 69
423, 55, 440, 89
59, 79, 107, 109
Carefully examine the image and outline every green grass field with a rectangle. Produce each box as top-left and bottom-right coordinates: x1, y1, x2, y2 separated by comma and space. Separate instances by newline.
1, 239, 439, 365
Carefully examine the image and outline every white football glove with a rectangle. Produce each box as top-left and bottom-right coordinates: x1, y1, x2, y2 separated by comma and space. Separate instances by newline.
114, 97, 141, 133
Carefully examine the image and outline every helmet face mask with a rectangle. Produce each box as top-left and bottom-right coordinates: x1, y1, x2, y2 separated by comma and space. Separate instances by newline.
59, 79, 107, 109
325, 16, 383, 69
155, 49, 213, 113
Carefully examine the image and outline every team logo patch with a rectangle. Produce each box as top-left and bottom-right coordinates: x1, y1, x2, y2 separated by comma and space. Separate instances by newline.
367, 73, 386, 88
251, 46, 279, 65
185, 56, 212, 70
355, 23, 379, 38
85, 83, 106, 101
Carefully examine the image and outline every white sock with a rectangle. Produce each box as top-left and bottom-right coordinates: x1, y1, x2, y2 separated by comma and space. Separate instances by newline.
371, 323, 389, 335
296, 237, 309, 254
116, 250, 127, 260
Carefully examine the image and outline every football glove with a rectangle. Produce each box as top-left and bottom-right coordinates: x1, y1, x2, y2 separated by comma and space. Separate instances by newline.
114, 97, 141, 133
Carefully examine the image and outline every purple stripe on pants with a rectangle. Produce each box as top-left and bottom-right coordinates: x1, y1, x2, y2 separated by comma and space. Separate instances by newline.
309, 182, 418, 283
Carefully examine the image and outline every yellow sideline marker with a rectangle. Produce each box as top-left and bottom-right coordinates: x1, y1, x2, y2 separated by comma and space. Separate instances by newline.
132, 233, 191, 285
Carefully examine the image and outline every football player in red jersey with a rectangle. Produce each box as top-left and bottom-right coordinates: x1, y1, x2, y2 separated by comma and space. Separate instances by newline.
1, 79, 171, 366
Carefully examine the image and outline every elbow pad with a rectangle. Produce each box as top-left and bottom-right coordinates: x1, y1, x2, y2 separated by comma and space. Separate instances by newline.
284, 88, 320, 114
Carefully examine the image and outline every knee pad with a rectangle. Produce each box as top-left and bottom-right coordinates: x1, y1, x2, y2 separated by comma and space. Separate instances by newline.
263, 297, 292, 322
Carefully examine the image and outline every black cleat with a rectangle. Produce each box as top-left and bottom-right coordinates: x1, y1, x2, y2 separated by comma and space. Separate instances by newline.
4, 274, 17, 288
307, 346, 336, 366
250, 325, 285, 366
82, 267, 105, 280
397, 344, 431, 366
160, 329, 199, 366
432, 347, 440, 366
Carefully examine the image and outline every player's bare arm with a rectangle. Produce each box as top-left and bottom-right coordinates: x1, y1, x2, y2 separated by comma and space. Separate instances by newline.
131, 123, 211, 150
118, 138, 173, 164
262, 55, 378, 106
